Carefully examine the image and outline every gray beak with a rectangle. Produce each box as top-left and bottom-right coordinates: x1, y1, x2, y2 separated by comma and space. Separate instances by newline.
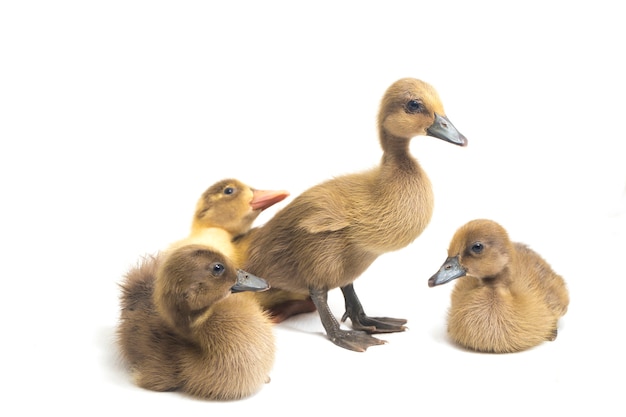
231, 269, 270, 293
426, 113, 468, 147
428, 256, 467, 287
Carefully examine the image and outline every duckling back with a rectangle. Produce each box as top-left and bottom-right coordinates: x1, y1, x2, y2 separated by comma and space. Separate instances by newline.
513, 243, 569, 318
117, 252, 188, 392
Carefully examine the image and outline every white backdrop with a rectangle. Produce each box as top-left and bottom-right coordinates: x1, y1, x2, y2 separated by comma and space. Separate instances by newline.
2, 1, 625, 416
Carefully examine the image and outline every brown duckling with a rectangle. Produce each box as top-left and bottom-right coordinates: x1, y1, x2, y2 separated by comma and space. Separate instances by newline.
428, 219, 570, 353
118, 245, 275, 400
117, 178, 286, 399
243, 78, 467, 351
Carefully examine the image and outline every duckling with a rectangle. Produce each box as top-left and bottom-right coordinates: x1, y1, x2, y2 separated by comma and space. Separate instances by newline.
184, 179, 314, 322
117, 178, 285, 399
243, 78, 467, 351
170, 178, 290, 262
428, 219, 570, 353
118, 245, 275, 400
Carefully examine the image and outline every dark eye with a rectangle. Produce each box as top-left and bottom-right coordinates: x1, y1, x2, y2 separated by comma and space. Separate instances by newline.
223, 187, 235, 195
210, 262, 226, 276
405, 99, 423, 114
471, 242, 484, 254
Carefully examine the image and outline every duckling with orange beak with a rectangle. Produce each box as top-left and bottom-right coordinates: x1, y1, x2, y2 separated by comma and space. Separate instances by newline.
117, 178, 289, 399
169, 178, 290, 262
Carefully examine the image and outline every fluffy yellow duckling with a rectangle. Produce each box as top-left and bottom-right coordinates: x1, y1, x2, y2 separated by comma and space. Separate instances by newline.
428, 219, 570, 353
118, 245, 274, 400
170, 178, 289, 262
243, 78, 467, 351
182, 179, 315, 322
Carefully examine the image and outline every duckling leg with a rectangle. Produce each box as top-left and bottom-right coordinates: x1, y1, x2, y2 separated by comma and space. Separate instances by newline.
267, 298, 317, 324
340, 283, 407, 333
309, 288, 386, 352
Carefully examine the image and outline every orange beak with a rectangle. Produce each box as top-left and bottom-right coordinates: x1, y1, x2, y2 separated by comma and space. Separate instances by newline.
250, 189, 289, 211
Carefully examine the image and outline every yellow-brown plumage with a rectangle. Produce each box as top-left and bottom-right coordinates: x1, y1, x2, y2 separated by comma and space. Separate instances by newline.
243, 78, 467, 351
117, 178, 286, 399
428, 219, 569, 353
118, 246, 274, 400
235, 228, 318, 323
171, 178, 289, 263
186, 179, 314, 322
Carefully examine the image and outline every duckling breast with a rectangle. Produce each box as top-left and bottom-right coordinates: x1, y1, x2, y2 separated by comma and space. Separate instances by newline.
351, 167, 434, 253
448, 286, 558, 353
182, 294, 275, 400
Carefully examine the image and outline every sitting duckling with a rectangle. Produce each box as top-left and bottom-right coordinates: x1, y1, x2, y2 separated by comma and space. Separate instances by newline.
118, 245, 275, 400
185, 179, 315, 322
170, 178, 290, 262
428, 219, 570, 353
117, 178, 286, 399
243, 78, 467, 351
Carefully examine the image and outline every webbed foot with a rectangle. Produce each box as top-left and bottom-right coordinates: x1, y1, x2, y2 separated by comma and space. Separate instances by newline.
309, 287, 387, 352
327, 328, 386, 352
341, 312, 407, 333
340, 283, 407, 334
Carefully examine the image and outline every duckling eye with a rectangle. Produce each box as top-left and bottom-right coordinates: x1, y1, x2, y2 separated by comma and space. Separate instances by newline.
223, 187, 235, 195
210, 262, 226, 276
405, 99, 423, 114
471, 242, 484, 254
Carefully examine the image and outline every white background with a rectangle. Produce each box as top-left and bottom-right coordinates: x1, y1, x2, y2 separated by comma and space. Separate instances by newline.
2, 1, 625, 416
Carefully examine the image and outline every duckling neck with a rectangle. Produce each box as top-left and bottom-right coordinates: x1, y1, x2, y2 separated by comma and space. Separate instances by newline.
379, 133, 420, 174
183, 228, 236, 260
352, 132, 432, 253
480, 267, 513, 288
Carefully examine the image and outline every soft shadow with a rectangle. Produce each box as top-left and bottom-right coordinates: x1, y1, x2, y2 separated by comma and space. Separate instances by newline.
95, 325, 132, 385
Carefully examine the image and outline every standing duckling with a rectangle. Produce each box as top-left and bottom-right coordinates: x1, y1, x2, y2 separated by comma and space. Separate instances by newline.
428, 219, 570, 353
118, 245, 274, 400
244, 78, 467, 351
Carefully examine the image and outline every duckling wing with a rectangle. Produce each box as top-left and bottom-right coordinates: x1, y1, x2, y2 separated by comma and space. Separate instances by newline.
294, 189, 351, 234
298, 207, 350, 233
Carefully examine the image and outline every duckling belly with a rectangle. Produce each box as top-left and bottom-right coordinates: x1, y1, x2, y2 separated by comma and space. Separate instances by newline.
448, 287, 557, 353
182, 296, 275, 400
246, 228, 378, 293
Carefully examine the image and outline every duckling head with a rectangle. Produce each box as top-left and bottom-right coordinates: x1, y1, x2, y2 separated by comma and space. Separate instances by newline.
154, 244, 270, 330
428, 219, 512, 287
378, 78, 467, 148
193, 179, 289, 237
